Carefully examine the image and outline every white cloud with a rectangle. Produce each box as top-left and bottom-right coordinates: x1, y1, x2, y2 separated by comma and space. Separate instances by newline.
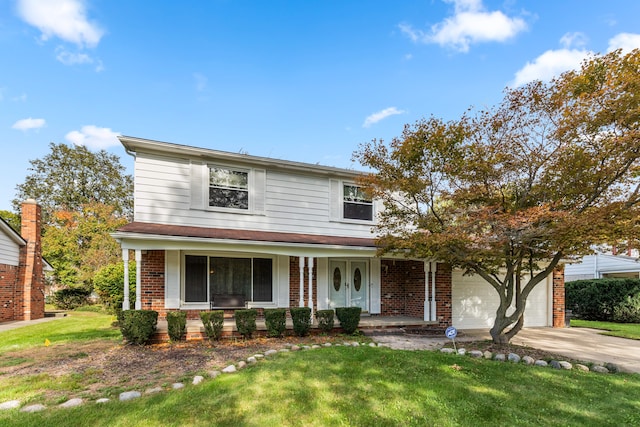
56, 46, 92, 65
12, 93, 28, 102
16, 0, 104, 48
65, 125, 120, 149
511, 48, 589, 87
607, 33, 640, 53
12, 117, 46, 131
400, 0, 527, 53
560, 32, 588, 49
363, 107, 405, 128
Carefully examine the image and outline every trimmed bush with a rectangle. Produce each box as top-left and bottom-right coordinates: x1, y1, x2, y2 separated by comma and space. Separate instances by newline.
235, 309, 257, 339
566, 278, 640, 321
335, 307, 362, 334
200, 310, 224, 341
52, 287, 91, 310
166, 311, 187, 341
316, 309, 335, 333
290, 307, 312, 337
613, 294, 640, 323
119, 310, 158, 345
264, 308, 287, 338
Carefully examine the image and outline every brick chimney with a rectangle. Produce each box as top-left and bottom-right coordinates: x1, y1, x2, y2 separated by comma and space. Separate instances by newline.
17, 199, 45, 320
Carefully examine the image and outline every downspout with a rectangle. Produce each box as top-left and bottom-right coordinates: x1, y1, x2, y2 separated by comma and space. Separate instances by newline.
431, 262, 437, 321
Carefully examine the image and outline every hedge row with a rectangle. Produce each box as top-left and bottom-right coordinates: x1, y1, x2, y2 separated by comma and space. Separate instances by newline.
565, 278, 640, 322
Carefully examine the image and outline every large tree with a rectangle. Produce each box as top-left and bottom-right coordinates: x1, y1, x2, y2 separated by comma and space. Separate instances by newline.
13, 142, 133, 222
355, 49, 640, 343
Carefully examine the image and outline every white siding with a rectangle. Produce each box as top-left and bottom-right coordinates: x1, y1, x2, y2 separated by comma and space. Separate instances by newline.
0, 232, 20, 266
452, 271, 550, 329
133, 152, 376, 239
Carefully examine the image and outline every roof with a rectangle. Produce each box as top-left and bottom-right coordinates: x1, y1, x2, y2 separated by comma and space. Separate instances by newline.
115, 222, 377, 248
0, 217, 26, 246
119, 135, 367, 179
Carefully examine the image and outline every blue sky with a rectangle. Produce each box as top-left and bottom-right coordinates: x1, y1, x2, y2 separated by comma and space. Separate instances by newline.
2, 0, 640, 212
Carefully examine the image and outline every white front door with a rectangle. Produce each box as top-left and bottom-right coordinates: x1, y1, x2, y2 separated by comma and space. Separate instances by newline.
329, 260, 368, 312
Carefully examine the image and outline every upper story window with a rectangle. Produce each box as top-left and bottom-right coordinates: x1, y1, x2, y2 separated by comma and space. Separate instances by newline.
343, 184, 373, 221
209, 167, 249, 210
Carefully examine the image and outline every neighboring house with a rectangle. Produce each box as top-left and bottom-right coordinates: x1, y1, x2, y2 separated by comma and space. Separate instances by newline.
112, 136, 565, 329
565, 253, 640, 282
0, 200, 46, 322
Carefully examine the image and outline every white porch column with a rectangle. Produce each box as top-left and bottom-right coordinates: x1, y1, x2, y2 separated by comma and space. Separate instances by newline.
308, 257, 314, 321
431, 262, 437, 321
423, 261, 430, 321
135, 249, 142, 310
122, 249, 130, 310
299, 256, 305, 307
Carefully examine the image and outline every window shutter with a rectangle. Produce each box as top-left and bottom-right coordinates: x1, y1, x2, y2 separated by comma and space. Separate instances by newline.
369, 258, 381, 314
252, 168, 266, 214
329, 179, 340, 220
190, 161, 204, 210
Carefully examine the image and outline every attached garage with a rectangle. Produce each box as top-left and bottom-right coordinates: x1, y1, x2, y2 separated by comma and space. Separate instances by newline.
451, 270, 552, 329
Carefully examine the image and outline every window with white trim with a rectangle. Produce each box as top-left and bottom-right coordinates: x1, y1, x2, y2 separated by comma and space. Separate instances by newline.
343, 184, 373, 221
209, 167, 249, 210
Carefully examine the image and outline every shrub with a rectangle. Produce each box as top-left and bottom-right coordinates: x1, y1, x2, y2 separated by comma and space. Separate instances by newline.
93, 262, 136, 314
613, 294, 640, 323
290, 307, 312, 337
335, 307, 362, 334
566, 278, 640, 321
119, 310, 158, 345
52, 287, 91, 310
200, 310, 224, 341
235, 309, 257, 339
264, 308, 286, 338
316, 309, 335, 333
166, 311, 187, 341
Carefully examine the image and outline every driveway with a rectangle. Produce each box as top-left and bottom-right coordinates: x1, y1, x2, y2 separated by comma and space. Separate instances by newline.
370, 327, 640, 374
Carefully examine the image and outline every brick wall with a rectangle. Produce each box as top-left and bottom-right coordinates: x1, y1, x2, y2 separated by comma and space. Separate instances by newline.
0, 264, 18, 322
140, 250, 166, 317
289, 257, 317, 310
552, 265, 565, 328
435, 264, 452, 327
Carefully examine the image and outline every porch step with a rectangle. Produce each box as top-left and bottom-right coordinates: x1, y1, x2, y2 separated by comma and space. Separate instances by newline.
44, 311, 67, 318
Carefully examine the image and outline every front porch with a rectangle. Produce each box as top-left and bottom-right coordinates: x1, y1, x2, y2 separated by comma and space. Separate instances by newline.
153, 315, 439, 342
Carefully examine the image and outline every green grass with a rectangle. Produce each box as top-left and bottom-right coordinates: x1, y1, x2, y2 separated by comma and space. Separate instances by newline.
571, 319, 640, 340
0, 311, 121, 354
1, 347, 639, 427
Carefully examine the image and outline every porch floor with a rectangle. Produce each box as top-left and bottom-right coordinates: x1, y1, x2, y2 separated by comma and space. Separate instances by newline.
156, 315, 437, 335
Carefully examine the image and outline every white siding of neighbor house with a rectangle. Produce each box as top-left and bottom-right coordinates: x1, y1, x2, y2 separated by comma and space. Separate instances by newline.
0, 231, 20, 266
451, 271, 550, 329
133, 152, 376, 239
565, 254, 640, 281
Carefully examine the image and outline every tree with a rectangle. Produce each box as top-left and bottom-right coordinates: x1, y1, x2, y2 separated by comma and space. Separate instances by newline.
0, 210, 20, 233
354, 49, 640, 343
13, 142, 133, 222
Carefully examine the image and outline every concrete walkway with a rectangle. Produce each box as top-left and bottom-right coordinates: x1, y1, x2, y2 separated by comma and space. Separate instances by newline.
372, 327, 640, 374
0, 316, 59, 333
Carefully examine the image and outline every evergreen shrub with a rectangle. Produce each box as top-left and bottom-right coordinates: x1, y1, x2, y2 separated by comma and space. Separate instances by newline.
235, 309, 257, 339
566, 278, 640, 321
166, 311, 187, 341
200, 310, 224, 341
335, 307, 362, 334
119, 310, 158, 345
316, 309, 335, 333
52, 287, 91, 310
290, 307, 312, 337
264, 308, 287, 337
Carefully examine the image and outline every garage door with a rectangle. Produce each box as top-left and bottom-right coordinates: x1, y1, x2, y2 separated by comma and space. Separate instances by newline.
451, 271, 550, 329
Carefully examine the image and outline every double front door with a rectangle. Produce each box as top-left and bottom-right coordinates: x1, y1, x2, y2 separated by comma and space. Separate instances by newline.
329, 260, 368, 312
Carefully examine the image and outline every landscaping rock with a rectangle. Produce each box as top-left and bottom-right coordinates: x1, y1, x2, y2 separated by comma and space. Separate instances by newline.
193, 375, 204, 385
21, 404, 46, 413
119, 391, 141, 401
550, 360, 562, 369
145, 387, 163, 394
440, 348, 455, 354
469, 350, 483, 358
508, 353, 521, 363
96, 398, 110, 404
301, 345, 311, 350
0, 400, 20, 410
253, 354, 264, 359
351, 342, 360, 347
247, 356, 257, 364
522, 356, 535, 365
290, 346, 300, 351
172, 383, 185, 390
343, 342, 351, 346
576, 364, 590, 372
592, 366, 610, 374
483, 351, 493, 359
312, 345, 321, 349
279, 348, 290, 353
494, 353, 506, 362
559, 361, 573, 370
237, 361, 247, 369
534, 360, 548, 367
457, 348, 466, 356
208, 370, 221, 378
368, 343, 376, 347
222, 365, 237, 373
324, 342, 333, 347
59, 398, 83, 408
264, 350, 278, 356
604, 363, 619, 373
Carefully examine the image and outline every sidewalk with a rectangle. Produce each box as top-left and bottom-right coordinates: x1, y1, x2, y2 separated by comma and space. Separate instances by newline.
0, 316, 59, 333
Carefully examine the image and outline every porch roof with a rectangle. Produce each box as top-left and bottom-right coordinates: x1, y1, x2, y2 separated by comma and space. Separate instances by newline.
115, 222, 377, 248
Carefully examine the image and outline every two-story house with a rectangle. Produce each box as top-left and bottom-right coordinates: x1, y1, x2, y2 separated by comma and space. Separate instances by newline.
112, 136, 565, 330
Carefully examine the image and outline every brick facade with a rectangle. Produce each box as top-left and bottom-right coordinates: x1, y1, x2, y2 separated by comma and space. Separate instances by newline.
552, 265, 565, 328
289, 257, 317, 310
0, 200, 45, 322
140, 250, 166, 317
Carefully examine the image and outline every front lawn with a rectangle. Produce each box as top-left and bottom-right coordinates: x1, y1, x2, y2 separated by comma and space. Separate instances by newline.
570, 319, 640, 340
